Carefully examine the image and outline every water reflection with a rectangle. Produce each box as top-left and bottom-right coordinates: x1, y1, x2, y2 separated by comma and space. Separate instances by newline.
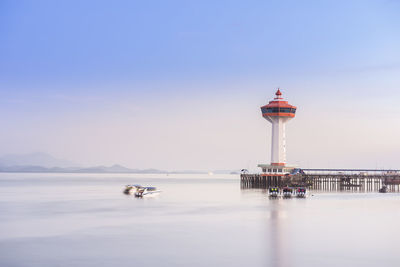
240, 187, 292, 267
268, 201, 290, 267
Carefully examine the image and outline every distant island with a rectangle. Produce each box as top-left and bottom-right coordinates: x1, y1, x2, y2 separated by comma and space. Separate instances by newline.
0, 164, 166, 174
0, 153, 239, 174
0, 164, 238, 174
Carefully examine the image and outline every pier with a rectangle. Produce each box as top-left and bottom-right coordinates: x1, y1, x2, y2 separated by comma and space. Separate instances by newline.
245, 90, 400, 193
241, 169, 400, 192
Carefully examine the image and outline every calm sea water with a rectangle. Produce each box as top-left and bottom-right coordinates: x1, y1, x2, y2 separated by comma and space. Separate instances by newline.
0, 173, 399, 267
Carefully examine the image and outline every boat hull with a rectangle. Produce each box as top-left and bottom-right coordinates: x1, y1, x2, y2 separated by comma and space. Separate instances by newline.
135, 190, 161, 197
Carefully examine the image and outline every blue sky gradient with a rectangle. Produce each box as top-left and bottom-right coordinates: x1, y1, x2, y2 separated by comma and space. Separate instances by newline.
1, 0, 400, 170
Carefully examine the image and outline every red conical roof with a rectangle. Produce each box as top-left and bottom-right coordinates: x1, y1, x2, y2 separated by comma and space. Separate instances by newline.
275, 89, 282, 96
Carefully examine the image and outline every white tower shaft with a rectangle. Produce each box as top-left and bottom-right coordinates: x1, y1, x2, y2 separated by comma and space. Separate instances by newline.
266, 116, 290, 165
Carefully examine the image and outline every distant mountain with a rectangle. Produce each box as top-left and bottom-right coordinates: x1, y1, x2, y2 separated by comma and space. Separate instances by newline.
77, 164, 134, 173
168, 170, 208, 174
0, 153, 238, 174
0, 152, 77, 168
0, 165, 68, 173
74, 165, 166, 174
213, 169, 241, 174
0, 165, 239, 174
0, 164, 167, 174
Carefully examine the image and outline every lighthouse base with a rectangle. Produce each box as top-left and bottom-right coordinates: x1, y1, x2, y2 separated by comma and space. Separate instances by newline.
257, 164, 296, 175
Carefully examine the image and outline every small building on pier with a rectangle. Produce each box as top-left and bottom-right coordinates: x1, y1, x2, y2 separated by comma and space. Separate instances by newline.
257, 164, 295, 175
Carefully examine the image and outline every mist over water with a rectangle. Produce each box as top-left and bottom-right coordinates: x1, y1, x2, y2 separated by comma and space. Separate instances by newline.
1, 173, 399, 267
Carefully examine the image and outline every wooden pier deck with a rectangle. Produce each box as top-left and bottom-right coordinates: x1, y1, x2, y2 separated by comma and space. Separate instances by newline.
241, 170, 400, 192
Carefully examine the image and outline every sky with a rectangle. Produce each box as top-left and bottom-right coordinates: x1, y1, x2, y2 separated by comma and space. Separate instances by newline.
1, 0, 400, 171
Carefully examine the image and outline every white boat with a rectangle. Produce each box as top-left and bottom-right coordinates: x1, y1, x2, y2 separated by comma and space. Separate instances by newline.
123, 184, 141, 195
135, 187, 161, 197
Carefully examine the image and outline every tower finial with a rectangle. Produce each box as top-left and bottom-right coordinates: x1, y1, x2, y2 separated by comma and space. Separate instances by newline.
275, 88, 282, 97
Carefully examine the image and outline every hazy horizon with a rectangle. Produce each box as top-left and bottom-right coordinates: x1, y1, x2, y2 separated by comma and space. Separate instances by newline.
1, 1, 400, 171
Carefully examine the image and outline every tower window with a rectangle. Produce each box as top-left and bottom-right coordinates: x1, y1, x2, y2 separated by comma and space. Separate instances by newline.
261, 107, 296, 114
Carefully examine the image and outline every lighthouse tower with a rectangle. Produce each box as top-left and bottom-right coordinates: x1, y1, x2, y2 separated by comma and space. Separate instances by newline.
258, 89, 296, 173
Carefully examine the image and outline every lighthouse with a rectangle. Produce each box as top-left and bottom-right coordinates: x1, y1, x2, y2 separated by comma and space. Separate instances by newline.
258, 89, 296, 174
